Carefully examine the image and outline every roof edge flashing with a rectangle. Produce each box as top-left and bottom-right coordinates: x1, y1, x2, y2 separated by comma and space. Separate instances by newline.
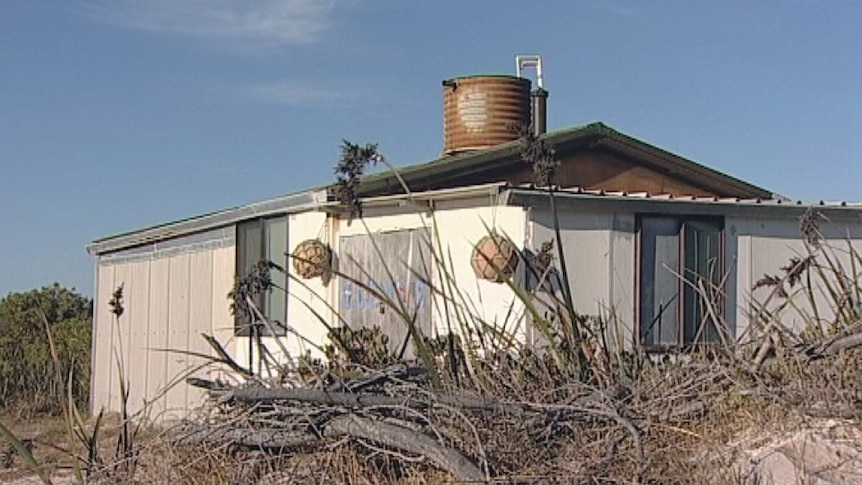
87, 189, 327, 256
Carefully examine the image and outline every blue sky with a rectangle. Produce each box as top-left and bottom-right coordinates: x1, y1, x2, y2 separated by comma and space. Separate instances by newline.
2, 0, 861, 298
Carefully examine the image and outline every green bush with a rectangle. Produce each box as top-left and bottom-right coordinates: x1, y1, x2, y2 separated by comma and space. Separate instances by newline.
0, 283, 92, 415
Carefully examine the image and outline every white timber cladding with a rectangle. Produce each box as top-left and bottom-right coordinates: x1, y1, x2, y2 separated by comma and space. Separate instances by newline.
91, 243, 235, 421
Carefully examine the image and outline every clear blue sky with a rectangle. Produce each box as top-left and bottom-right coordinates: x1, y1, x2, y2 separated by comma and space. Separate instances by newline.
2, 1, 861, 298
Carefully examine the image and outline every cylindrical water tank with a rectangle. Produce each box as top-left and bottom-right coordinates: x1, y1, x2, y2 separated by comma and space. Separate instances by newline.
442, 75, 532, 155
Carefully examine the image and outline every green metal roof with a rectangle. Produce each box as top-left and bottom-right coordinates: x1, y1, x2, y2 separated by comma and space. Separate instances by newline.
351, 121, 774, 200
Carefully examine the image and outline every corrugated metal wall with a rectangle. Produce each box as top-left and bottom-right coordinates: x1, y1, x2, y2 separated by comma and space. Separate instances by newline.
92, 240, 235, 421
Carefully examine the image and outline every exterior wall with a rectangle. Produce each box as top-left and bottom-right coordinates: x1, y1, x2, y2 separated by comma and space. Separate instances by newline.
730, 215, 862, 339
287, 211, 332, 356
529, 204, 862, 348
430, 201, 528, 343
91, 228, 235, 421
91, 198, 528, 419
326, 199, 529, 348
91, 193, 862, 422
528, 208, 636, 348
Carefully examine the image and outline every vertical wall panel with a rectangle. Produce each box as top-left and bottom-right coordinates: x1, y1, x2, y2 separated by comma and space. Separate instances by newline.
91, 264, 115, 415
92, 231, 236, 420
187, 251, 214, 408
147, 258, 170, 420
126, 261, 151, 415
733, 228, 753, 341
722, 222, 739, 340
165, 253, 190, 419
530, 209, 613, 316
210, 246, 236, 361
111, 263, 132, 412
610, 214, 636, 349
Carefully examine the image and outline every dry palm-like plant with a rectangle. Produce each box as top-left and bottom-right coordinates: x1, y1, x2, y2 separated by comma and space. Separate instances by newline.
512, 122, 559, 188
333, 140, 384, 222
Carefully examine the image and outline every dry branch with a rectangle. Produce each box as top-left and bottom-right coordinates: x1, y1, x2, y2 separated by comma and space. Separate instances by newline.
803, 328, 862, 359
176, 423, 318, 449
324, 414, 485, 482
177, 414, 485, 482
228, 386, 522, 414
326, 363, 428, 392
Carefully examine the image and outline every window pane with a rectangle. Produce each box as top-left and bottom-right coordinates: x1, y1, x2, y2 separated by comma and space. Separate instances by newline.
640, 217, 681, 346
264, 217, 288, 335
236, 219, 263, 335
238, 219, 263, 277
683, 221, 722, 344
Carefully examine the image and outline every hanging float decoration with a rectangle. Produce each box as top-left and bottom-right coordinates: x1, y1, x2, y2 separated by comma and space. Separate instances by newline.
291, 239, 332, 280
470, 232, 519, 283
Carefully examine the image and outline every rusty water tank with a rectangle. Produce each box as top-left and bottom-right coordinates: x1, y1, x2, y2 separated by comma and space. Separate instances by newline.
442, 75, 531, 155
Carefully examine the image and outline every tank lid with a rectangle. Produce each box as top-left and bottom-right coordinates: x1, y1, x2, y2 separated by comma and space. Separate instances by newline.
442, 73, 530, 84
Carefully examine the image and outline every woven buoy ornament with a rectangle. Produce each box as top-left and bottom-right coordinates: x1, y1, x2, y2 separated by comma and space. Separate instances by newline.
470, 233, 519, 282
292, 239, 331, 279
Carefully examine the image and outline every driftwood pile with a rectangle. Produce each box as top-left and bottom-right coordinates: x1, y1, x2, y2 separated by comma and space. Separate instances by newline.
170, 300, 862, 485
175, 356, 717, 485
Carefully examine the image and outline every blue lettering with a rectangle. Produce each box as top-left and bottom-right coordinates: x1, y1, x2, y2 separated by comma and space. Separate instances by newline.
413, 280, 430, 308
341, 282, 354, 310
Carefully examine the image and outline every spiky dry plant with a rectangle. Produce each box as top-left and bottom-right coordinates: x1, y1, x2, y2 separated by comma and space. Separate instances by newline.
228, 260, 277, 319
333, 140, 384, 221
800, 206, 830, 247
512, 123, 559, 187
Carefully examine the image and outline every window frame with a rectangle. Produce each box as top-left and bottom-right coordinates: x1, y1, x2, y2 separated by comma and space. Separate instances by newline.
234, 216, 289, 337
635, 214, 726, 350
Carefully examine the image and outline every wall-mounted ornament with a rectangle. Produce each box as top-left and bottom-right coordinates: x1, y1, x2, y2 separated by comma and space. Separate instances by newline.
470, 232, 519, 283
291, 239, 332, 280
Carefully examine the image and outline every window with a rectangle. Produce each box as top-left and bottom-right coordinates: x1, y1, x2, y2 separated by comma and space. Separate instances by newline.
638, 215, 724, 348
235, 216, 288, 336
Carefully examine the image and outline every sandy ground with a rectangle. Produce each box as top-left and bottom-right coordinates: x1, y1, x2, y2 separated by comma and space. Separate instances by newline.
731, 418, 862, 484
